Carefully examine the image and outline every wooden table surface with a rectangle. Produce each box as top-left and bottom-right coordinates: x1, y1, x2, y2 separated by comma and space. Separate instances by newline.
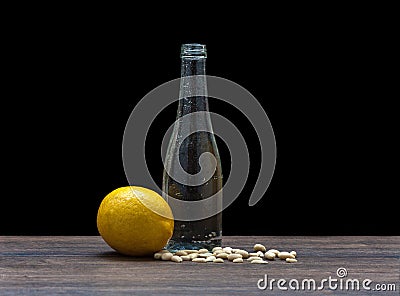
0, 236, 399, 295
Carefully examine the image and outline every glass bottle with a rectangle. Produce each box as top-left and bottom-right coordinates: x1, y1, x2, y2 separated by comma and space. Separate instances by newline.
162, 43, 223, 251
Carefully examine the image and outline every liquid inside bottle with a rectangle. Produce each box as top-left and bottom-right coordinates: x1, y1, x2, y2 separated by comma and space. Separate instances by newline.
162, 44, 222, 251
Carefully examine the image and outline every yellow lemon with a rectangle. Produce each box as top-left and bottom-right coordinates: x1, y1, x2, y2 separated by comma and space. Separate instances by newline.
97, 186, 174, 256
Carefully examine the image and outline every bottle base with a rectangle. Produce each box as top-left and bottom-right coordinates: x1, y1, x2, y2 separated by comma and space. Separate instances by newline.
166, 238, 222, 252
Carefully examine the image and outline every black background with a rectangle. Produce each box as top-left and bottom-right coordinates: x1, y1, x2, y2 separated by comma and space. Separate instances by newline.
2, 9, 397, 236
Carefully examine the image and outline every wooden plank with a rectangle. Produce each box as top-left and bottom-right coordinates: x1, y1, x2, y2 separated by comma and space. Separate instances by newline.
0, 236, 399, 295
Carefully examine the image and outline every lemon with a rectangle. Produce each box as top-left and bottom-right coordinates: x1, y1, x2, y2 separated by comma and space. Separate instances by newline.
97, 186, 174, 256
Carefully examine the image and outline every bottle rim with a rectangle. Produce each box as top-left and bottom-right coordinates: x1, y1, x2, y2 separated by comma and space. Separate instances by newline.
181, 43, 207, 58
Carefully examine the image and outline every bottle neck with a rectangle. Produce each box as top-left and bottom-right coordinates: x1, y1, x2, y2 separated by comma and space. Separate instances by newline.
178, 44, 208, 116
181, 57, 206, 77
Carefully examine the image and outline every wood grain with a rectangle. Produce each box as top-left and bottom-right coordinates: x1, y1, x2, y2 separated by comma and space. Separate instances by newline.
0, 236, 399, 295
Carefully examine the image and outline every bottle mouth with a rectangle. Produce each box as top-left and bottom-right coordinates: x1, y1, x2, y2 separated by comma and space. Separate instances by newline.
181, 43, 207, 58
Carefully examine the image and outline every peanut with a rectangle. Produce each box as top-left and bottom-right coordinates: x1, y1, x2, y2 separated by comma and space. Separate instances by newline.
227, 254, 242, 261
222, 247, 233, 254
189, 253, 199, 259
234, 250, 249, 258
161, 253, 173, 261
205, 256, 216, 262
183, 250, 199, 254
267, 249, 280, 256
216, 253, 229, 259
171, 255, 183, 263
278, 252, 295, 260
253, 243, 266, 252
153, 253, 162, 260
264, 251, 276, 260
211, 247, 222, 252
192, 258, 207, 263
198, 252, 213, 258
247, 256, 263, 262
213, 250, 224, 255
175, 250, 188, 256
251, 259, 268, 264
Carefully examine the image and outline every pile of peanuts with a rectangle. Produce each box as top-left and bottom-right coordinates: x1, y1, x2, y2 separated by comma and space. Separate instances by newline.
153, 243, 297, 264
